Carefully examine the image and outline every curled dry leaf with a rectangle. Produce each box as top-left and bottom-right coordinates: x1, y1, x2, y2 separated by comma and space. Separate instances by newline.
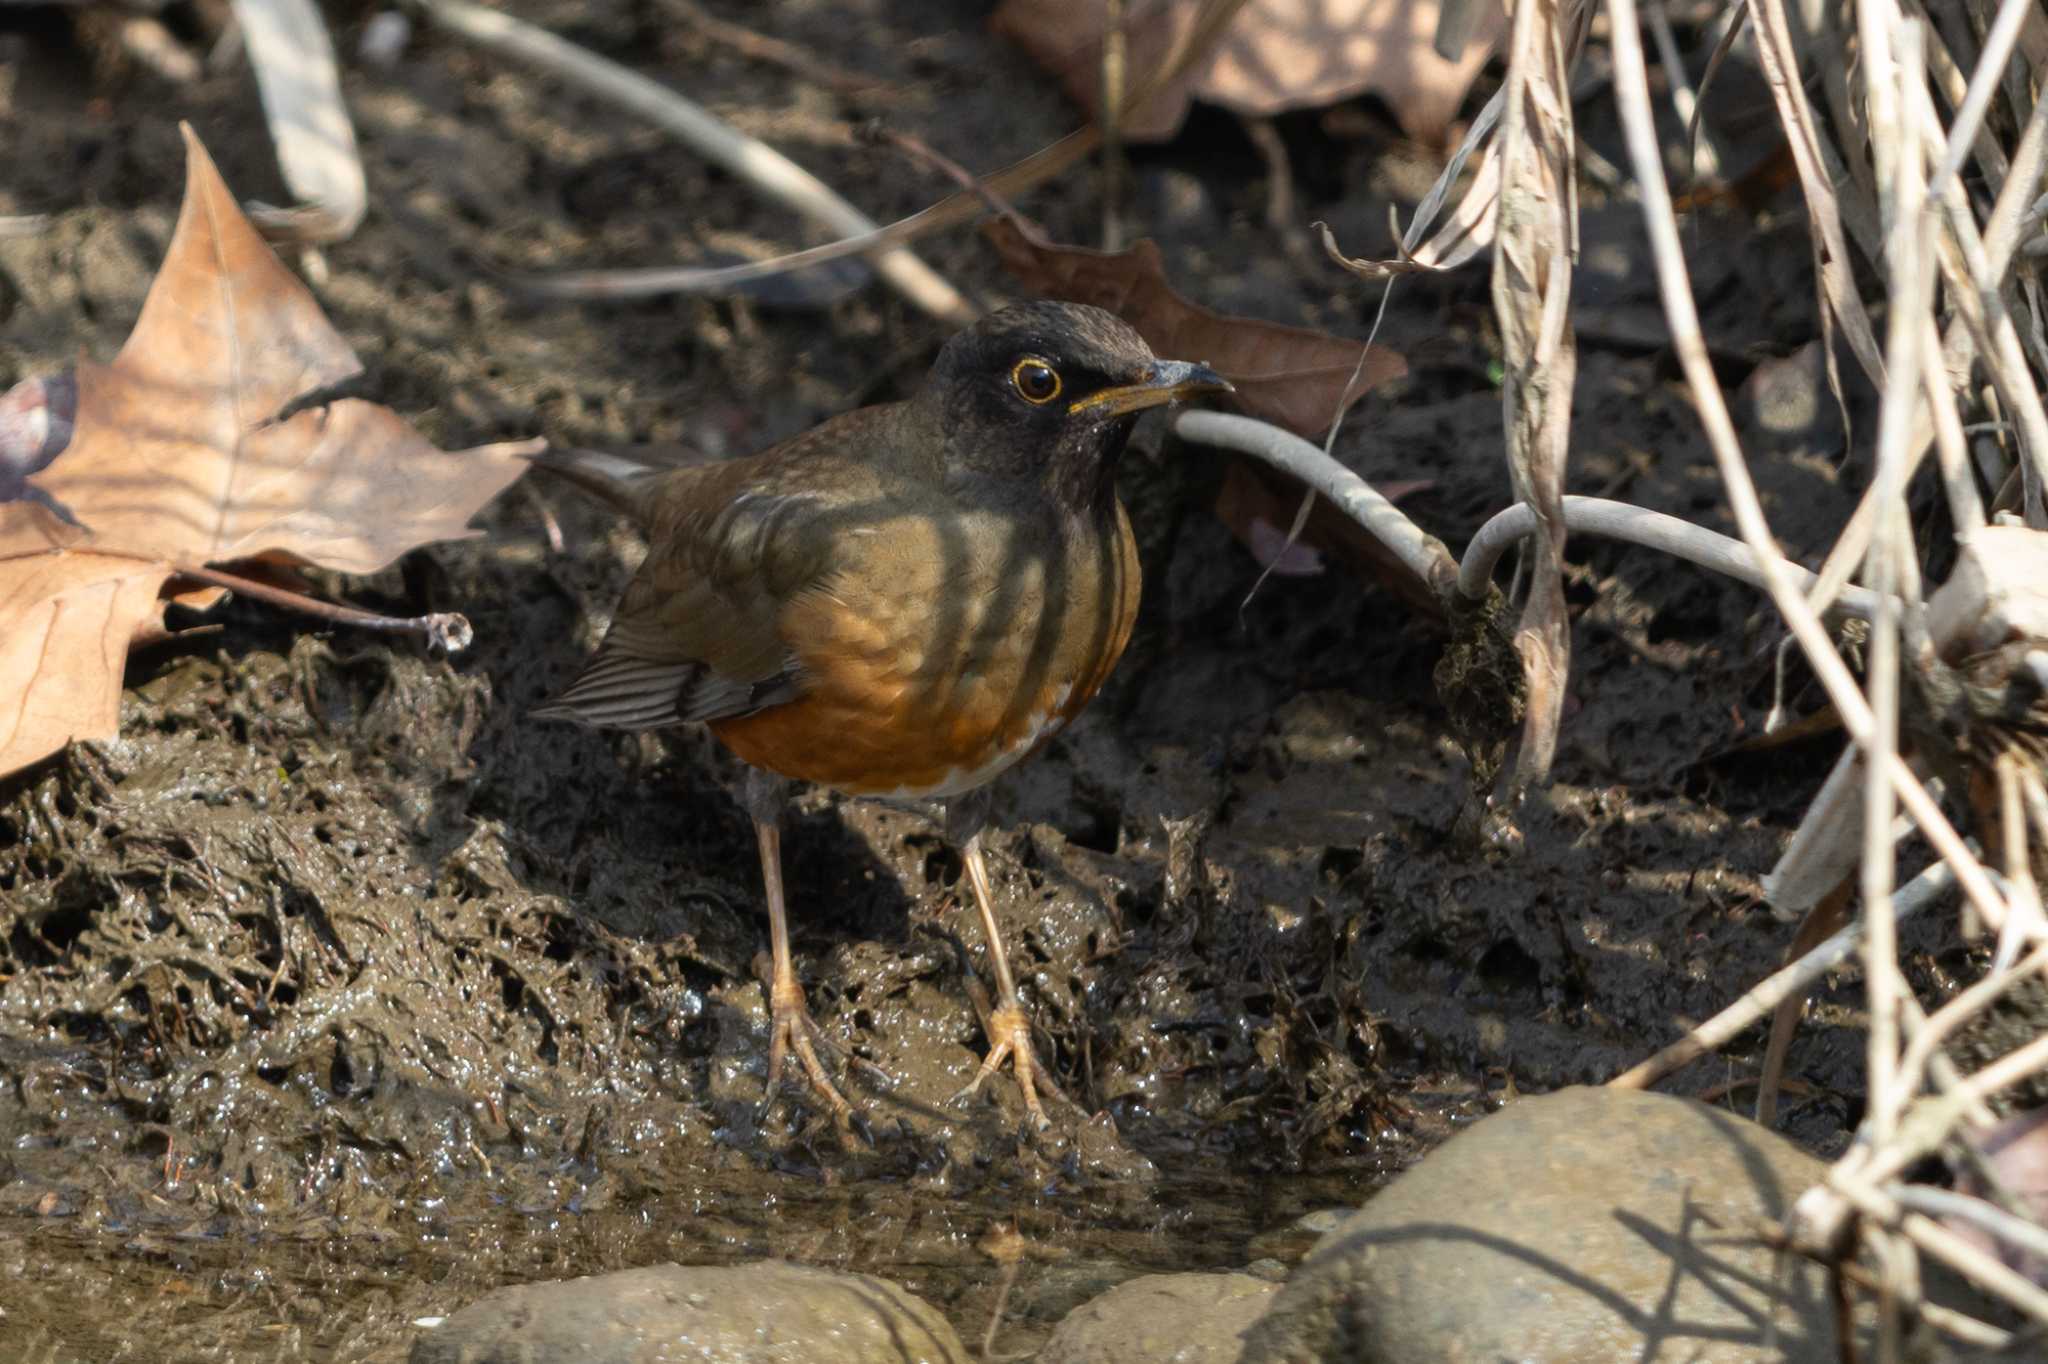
990, 0, 1501, 145
1490, 0, 1584, 788
985, 217, 1406, 439
0, 125, 536, 779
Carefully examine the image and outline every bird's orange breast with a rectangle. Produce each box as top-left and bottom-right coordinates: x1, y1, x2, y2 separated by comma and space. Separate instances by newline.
710, 503, 1140, 798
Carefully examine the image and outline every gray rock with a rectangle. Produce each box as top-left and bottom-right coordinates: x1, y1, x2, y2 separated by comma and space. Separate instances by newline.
1239, 1086, 1855, 1363
1036, 1272, 1279, 1364
410, 1260, 968, 1364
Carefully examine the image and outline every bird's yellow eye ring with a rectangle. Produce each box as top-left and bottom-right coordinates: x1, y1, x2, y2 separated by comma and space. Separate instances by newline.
1010, 357, 1062, 404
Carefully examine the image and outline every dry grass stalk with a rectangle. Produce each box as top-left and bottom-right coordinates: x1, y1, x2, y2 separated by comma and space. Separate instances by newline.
1588, 0, 2048, 1344
1490, 0, 1584, 787
1746, 0, 1886, 385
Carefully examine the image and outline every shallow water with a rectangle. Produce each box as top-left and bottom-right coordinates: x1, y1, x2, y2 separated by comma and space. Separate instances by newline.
1, 1158, 1387, 1361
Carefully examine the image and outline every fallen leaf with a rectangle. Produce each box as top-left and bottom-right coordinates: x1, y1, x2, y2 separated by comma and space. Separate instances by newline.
985, 217, 1406, 438
991, 0, 1501, 145
0, 555, 173, 770
0, 125, 534, 779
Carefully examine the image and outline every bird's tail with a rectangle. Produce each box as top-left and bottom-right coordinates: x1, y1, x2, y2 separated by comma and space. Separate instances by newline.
525, 445, 679, 525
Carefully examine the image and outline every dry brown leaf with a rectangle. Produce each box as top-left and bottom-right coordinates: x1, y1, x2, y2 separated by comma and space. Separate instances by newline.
0, 125, 534, 778
0, 555, 174, 770
985, 217, 1406, 438
991, 0, 1501, 144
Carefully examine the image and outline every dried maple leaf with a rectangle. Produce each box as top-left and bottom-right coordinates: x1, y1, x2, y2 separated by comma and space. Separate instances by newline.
991, 0, 1501, 145
985, 217, 1405, 438
0, 126, 535, 779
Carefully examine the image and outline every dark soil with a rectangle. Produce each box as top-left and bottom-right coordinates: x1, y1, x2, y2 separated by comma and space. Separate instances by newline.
0, 4, 1985, 1360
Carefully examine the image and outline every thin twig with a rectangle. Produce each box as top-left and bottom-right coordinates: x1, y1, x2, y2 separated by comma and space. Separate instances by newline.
662, 0, 892, 97
1925, 0, 2033, 205
868, 126, 1051, 246
169, 563, 473, 650
1856, 2, 1932, 1150
1894, 941, 2048, 1115
1948, 1028, 2048, 1115
1826, 1178, 2048, 1324
1885, 1184, 2048, 1275
1645, 0, 1723, 181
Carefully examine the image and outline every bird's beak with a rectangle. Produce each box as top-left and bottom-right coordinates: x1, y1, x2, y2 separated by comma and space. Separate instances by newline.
1067, 360, 1234, 420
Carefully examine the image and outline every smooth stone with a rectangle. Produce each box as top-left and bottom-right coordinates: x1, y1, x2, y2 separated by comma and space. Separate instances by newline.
1239, 1086, 1860, 1363
409, 1260, 968, 1364
1291, 1209, 1347, 1236
1035, 1271, 1279, 1364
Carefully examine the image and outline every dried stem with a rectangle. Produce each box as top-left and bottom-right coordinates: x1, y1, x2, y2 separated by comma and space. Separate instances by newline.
1604, 0, 2014, 953
170, 562, 473, 651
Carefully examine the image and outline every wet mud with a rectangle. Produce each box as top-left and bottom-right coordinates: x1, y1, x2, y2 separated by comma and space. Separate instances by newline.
0, 3, 1985, 1359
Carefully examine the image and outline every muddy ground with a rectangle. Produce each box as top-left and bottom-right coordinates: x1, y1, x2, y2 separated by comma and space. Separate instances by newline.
0, 3, 1986, 1360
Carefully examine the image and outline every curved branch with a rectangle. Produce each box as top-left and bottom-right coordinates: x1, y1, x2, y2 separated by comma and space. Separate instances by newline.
1460, 496, 1886, 620
1171, 409, 1889, 624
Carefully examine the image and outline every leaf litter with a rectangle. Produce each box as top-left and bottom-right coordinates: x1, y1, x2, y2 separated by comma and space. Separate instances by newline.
0, 125, 535, 779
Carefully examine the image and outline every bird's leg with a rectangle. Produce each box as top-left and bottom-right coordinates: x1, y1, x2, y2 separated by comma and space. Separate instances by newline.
740, 768, 853, 1127
948, 820, 1068, 1130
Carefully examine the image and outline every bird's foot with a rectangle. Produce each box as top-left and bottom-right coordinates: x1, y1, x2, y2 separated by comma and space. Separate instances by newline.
951, 1002, 1067, 1131
761, 975, 858, 1132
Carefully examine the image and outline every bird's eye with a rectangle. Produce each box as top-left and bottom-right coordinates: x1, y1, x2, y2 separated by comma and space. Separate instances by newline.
1009, 358, 1062, 404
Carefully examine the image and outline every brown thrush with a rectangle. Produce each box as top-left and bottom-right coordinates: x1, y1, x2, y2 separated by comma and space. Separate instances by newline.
532, 301, 1229, 1129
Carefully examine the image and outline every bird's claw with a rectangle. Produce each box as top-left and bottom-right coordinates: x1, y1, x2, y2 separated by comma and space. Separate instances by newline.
760, 977, 859, 1133
950, 1002, 1065, 1131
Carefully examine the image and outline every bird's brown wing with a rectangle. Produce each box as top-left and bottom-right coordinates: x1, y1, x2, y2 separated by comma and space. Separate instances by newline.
532, 419, 896, 732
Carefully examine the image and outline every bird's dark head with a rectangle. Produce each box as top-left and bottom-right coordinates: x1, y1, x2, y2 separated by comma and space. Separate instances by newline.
921, 301, 1231, 511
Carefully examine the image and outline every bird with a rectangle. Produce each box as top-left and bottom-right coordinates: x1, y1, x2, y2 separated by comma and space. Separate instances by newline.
530, 301, 1230, 1131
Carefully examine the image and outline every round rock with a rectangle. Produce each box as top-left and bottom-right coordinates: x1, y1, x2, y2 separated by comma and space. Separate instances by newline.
1036, 1271, 1280, 1364
1240, 1085, 1856, 1363
408, 1260, 967, 1364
